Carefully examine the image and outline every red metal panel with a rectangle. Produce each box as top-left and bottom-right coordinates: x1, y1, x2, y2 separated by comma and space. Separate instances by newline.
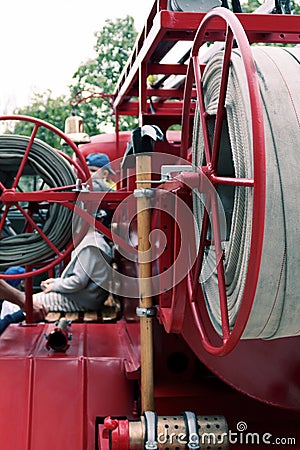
78, 131, 132, 162
30, 358, 85, 450
86, 358, 134, 415
0, 357, 31, 449
0, 322, 140, 450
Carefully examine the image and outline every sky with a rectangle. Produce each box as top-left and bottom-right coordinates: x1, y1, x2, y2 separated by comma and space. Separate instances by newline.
0, 0, 154, 115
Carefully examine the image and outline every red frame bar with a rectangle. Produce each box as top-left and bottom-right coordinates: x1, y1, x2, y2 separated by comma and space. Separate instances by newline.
114, 10, 299, 119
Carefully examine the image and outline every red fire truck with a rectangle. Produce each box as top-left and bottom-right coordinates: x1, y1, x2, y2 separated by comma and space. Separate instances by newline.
0, 1, 299, 449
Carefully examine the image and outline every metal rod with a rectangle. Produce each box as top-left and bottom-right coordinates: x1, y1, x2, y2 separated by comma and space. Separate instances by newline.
136, 154, 155, 413
25, 267, 33, 324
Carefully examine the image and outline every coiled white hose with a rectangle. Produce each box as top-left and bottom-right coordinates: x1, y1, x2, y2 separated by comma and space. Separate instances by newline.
193, 46, 300, 339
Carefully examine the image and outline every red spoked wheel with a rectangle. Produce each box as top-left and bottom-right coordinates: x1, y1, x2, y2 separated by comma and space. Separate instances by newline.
181, 8, 266, 356
0, 115, 91, 280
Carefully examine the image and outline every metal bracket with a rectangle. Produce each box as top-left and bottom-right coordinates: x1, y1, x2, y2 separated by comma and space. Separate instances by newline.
72, 178, 91, 192
183, 411, 200, 449
161, 165, 194, 181
134, 188, 155, 199
135, 165, 195, 185
72, 178, 83, 192
136, 307, 157, 318
144, 411, 158, 450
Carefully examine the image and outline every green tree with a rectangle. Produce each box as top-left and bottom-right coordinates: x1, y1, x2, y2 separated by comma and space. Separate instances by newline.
70, 15, 138, 135
11, 90, 70, 150
242, 0, 300, 13
11, 16, 138, 143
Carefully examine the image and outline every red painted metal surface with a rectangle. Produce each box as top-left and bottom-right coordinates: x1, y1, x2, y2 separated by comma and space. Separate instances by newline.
106, 418, 130, 450
0, 322, 140, 450
78, 131, 132, 163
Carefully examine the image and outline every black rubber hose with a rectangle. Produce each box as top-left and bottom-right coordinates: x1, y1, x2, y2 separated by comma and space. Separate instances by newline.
0, 135, 76, 268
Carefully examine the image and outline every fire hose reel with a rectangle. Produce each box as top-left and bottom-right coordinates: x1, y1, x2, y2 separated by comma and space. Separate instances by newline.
103, 411, 228, 449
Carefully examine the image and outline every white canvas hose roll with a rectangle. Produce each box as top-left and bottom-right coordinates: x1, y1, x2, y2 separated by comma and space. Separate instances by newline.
193, 46, 300, 339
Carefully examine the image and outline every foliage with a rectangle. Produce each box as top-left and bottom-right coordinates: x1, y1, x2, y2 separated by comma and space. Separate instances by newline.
70, 15, 138, 135
241, 0, 300, 49
11, 16, 138, 147
242, 0, 300, 13
11, 90, 70, 151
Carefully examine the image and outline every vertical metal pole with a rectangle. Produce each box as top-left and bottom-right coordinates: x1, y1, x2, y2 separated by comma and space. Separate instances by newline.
136, 154, 155, 412
25, 265, 33, 324
115, 109, 120, 159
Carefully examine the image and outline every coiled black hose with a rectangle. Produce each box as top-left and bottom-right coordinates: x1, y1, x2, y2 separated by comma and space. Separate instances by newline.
0, 135, 76, 268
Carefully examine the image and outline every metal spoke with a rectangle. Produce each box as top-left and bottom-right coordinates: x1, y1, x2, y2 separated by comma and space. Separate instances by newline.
12, 124, 39, 189
210, 174, 254, 187
192, 193, 211, 302
210, 190, 230, 340
16, 203, 62, 256
211, 27, 234, 171
193, 55, 212, 165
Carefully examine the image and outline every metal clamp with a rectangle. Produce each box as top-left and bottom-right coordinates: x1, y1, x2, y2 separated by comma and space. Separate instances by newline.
72, 178, 83, 192
161, 165, 194, 181
72, 179, 90, 192
144, 411, 158, 450
136, 307, 156, 318
183, 411, 200, 449
134, 188, 155, 198
136, 165, 195, 185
